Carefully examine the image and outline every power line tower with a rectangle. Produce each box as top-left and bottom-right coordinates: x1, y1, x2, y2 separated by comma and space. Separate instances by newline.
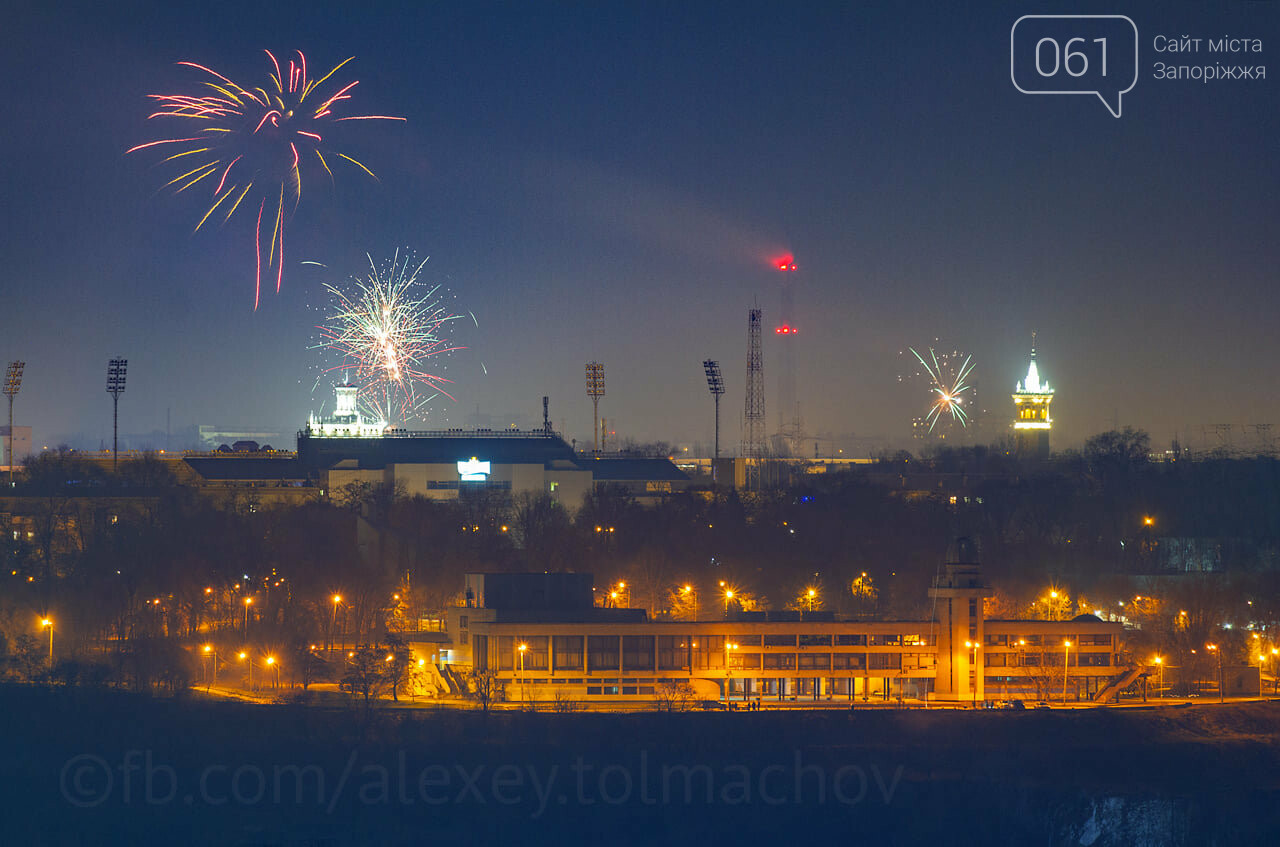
703, 360, 725, 481
585, 362, 605, 452
107, 358, 127, 473
4, 361, 24, 489
743, 308, 765, 462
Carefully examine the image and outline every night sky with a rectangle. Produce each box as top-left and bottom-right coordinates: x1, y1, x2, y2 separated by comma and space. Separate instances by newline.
4, 1, 1278, 454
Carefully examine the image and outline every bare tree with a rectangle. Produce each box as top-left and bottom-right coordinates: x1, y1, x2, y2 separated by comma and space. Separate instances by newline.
653, 680, 698, 712
466, 668, 505, 712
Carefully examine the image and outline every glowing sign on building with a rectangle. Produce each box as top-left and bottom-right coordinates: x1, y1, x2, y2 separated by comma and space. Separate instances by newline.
457, 458, 491, 481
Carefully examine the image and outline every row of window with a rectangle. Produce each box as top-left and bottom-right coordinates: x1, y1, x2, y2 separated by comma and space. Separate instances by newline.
984, 633, 1112, 647
426, 480, 513, 490
986, 652, 1111, 667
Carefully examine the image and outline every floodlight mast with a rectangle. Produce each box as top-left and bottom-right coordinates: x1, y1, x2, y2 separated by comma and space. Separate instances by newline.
703, 359, 725, 481
4, 361, 24, 489
106, 358, 127, 474
585, 362, 605, 452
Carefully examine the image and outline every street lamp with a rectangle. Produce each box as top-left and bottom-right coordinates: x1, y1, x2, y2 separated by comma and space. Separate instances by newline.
331, 594, 343, 651
203, 644, 216, 689
723, 588, 734, 617
1063, 640, 1072, 704
40, 617, 53, 665
806, 587, 817, 613
1206, 643, 1223, 703
964, 641, 979, 708
1152, 655, 1163, 698
681, 584, 698, 621
518, 642, 528, 704
265, 656, 278, 689
243, 596, 253, 636
724, 641, 738, 703
239, 651, 253, 690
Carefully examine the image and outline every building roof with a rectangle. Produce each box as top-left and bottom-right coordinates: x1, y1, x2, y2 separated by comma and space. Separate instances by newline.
184, 456, 307, 482
585, 456, 689, 482
297, 431, 580, 471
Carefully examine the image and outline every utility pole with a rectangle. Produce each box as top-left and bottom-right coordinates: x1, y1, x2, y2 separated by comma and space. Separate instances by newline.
4, 362, 24, 488
106, 358, 127, 474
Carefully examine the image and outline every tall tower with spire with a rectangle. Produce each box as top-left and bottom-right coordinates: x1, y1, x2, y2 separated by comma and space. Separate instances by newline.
1012, 333, 1054, 459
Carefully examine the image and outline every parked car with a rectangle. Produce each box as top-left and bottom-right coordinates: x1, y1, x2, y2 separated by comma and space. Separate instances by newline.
1034, 701, 1051, 709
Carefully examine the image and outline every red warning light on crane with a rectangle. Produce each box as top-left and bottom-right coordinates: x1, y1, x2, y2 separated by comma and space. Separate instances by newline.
774, 325, 797, 335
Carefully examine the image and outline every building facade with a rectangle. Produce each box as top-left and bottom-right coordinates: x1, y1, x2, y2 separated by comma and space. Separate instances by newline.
424, 548, 1130, 707
1012, 339, 1054, 459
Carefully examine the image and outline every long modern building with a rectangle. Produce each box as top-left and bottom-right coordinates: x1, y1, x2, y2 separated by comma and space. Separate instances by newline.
417, 541, 1134, 707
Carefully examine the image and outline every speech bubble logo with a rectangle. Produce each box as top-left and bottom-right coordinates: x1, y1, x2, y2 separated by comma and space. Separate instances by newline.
1011, 15, 1138, 117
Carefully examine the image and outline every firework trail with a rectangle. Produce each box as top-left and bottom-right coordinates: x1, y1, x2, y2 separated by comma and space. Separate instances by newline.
127, 51, 404, 308
899, 343, 975, 432
315, 252, 465, 425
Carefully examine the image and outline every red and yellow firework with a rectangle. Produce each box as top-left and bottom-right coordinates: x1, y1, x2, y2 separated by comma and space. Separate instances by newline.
128, 51, 404, 308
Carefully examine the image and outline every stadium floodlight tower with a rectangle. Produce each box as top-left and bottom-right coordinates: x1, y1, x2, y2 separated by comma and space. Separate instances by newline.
106, 358, 127, 473
4, 361, 24, 488
703, 360, 725, 480
585, 362, 605, 453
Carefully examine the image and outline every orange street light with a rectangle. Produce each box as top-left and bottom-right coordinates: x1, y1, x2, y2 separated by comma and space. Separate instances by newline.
40, 617, 53, 664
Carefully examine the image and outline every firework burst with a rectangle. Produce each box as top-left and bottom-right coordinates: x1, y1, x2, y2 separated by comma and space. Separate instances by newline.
899, 343, 975, 432
127, 50, 404, 308
315, 252, 464, 425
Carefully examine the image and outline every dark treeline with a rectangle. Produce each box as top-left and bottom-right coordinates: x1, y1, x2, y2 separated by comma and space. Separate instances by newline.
2, 428, 1279, 686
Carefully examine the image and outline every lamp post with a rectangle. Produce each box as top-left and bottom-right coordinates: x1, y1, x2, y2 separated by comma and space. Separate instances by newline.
203, 645, 216, 690
1063, 640, 1072, 704
723, 589, 734, 618
703, 360, 725, 482
4, 361, 24, 489
106, 358, 127, 474
243, 596, 253, 636
724, 641, 738, 703
239, 651, 253, 690
518, 642, 527, 705
806, 587, 817, 613
1206, 643, 1223, 703
681, 585, 697, 622
964, 640, 979, 708
265, 656, 278, 689
1153, 656, 1163, 698
331, 594, 343, 651
40, 617, 53, 665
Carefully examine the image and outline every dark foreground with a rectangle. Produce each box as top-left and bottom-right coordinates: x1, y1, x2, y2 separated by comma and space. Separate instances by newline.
2, 685, 1278, 846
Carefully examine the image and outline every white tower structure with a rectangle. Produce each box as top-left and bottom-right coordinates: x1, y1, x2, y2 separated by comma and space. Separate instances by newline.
308, 381, 387, 438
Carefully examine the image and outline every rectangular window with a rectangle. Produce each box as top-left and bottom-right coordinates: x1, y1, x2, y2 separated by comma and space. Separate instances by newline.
798, 653, 831, 670
869, 634, 900, 646
691, 635, 724, 670
1078, 634, 1112, 646
519, 636, 549, 671
832, 653, 866, 670
762, 653, 796, 670
868, 653, 902, 670
984, 633, 1007, 646
729, 634, 763, 647
902, 633, 936, 646
1077, 653, 1111, 667
984, 653, 1008, 667
472, 635, 488, 671
553, 636, 584, 671
798, 634, 831, 647
1023, 635, 1042, 646
621, 635, 654, 671
728, 652, 761, 670
835, 634, 867, 646
587, 635, 619, 672
657, 635, 691, 671
763, 634, 796, 647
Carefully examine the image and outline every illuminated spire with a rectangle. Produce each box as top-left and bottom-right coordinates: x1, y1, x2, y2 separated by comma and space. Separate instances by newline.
1016, 331, 1051, 394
